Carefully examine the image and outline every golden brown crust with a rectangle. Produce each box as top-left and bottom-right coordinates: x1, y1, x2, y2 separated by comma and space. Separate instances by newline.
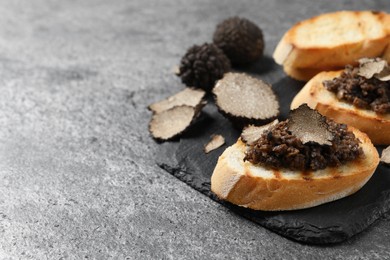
280, 35, 389, 69
291, 71, 390, 144
382, 44, 390, 62
273, 11, 390, 81
211, 129, 379, 211
283, 44, 390, 82
283, 66, 324, 81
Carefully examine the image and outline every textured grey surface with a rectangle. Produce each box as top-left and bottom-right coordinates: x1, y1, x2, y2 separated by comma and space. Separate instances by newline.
0, 0, 390, 259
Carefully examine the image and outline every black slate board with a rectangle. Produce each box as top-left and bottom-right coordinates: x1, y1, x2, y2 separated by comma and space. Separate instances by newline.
156, 74, 390, 244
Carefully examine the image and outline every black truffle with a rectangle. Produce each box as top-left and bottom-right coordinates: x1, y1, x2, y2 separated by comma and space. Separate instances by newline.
149, 105, 204, 141
148, 88, 206, 114
287, 104, 333, 146
358, 57, 390, 81
213, 72, 279, 128
213, 17, 264, 66
178, 43, 231, 92
241, 120, 279, 145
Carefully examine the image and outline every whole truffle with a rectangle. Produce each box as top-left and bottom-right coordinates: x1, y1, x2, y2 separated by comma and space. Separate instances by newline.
178, 43, 231, 92
213, 17, 264, 65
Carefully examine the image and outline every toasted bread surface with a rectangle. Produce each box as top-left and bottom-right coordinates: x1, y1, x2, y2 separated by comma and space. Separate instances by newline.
273, 11, 390, 80
291, 71, 390, 144
211, 128, 379, 211
383, 44, 390, 62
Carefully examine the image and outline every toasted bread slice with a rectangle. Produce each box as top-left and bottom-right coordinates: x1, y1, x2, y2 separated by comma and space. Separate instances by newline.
283, 65, 324, 81
211, 128, 379, 211
383, 44, 390, 62
283, 47, 390, 81
274, 11, 390, 80
291, 71, 390, 144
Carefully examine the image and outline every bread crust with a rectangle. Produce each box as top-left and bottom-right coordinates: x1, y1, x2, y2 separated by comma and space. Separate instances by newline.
291, 71, 390, 144
283, 66, 324, 81
274, 11, 390, 68
281, 45, 390, 81
211, 128, 379, 211
283, 43, 390, 81
274, 11, 390, 81
382, 44, 390, 62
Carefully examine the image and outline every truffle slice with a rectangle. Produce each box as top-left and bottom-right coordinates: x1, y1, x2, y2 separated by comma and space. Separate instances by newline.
213, 72, 279, 128
381, 146, 390, 164
358, 58, 390, 81
213, 17, 264, 65
241, 120, 279, 145
149, 105, 203, 141
204, 135, 225, 153
287, 104, 333, 145
148, 88, 206, 114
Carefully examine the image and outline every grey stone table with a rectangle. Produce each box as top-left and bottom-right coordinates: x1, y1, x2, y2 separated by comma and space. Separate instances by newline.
0, 0, 389, 259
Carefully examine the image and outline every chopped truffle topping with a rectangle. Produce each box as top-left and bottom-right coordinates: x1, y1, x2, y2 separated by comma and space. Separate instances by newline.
323, 60, 390, 114
178, 43, 231, 92
148, 88, 206, 114
213, 17, 264, 65
244, 107, 364, 171
149, 105, 204, 141
213, 72, 279, 128
204, 135, 225, 153
287, 104, 333, 145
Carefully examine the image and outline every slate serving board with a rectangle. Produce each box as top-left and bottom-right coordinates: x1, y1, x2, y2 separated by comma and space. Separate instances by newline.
156, 73, 390, 245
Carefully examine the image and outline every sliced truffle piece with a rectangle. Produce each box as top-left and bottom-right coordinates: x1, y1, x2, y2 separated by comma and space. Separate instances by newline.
178, 43, 231, 92
148, 88, 206, 114
376, 70, 390, 81
381, 146, 390, 164
241, 120, 279, 145
204, 135, 225, 153
287, 104, 333, 145
149, 105, 203, 141
213, 72, 279, 128
213, 17, 264, 65
358, 57, 390, 81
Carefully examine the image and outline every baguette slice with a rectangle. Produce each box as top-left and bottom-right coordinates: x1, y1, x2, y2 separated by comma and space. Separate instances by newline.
211, 128, 379, 211
283, 58, 390, 82
283, 65, 324, 82
383, 44, 390, 62
273, 11, 390, 80
283, 51, 390, 81
291, 71, 390, 144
